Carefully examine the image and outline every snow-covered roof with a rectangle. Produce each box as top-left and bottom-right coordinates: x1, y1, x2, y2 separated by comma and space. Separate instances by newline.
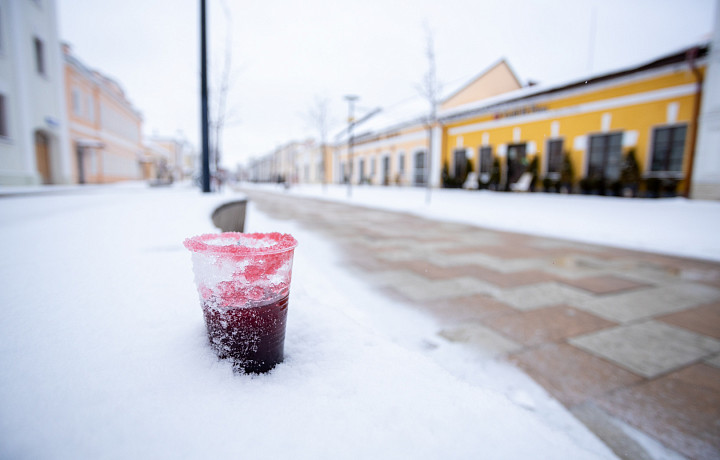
439, 41, 710, 123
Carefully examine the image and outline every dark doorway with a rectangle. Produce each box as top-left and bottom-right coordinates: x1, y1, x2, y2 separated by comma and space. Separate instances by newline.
34, 131, 51, 184
382, 156, 390, 185
506, 143, 527, 187
76, 145, 86, 184
414, 151, 426, 185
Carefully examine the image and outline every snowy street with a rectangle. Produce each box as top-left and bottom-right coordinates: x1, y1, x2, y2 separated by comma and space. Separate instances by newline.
0, 183, 616, 459
248, 183, 720, 263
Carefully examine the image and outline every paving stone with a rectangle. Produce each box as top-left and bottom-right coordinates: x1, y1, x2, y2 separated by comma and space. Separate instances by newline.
432, 251, 550, 273
575, 282, 720, 323
482, 305, 616, 346
420, 294, 517, 323
388, 260, 478, 281
657, 301, 720, 339
438, 321, 523, 357
596, 364, 720, 460
374, 247, 438, 262
395, 259, 562, 288
559, 275, 650, 295
468, 244, 550, 259
509, 343, 643, 407
366, 270, 496, 302
570, 321, 720, 378
494, 282, 594, 311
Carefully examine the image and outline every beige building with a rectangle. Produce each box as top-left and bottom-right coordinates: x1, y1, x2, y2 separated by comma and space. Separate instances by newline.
148, 134, 196, 181
64, 44, 143, 184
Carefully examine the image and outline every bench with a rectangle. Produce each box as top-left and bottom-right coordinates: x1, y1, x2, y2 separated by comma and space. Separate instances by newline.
211, 199, 248, 232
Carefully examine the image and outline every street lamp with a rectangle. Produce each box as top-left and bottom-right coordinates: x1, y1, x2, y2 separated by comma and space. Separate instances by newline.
344, 95, 358, 198
199, 0, 211, 192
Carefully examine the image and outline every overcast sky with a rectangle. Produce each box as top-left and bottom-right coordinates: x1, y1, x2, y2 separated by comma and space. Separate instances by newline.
58, 0, 716, 168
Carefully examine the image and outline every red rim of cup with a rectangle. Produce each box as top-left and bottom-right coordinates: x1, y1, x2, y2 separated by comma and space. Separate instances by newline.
183, 232, 298, 256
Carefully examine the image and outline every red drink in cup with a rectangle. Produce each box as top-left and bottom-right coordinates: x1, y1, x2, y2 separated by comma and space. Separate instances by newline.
184, 232, 298, 373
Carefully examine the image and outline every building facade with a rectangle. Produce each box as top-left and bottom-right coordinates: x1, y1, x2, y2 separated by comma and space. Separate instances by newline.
248, 44, 717, 200
0, 0, 71, 185
440, 45, 708, 196
327, 60, 522, 189
148, 134, 196, 181
64, 44, 143, 184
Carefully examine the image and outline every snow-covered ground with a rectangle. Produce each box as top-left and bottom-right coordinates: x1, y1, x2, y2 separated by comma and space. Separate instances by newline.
0, 183, 617, 459
246, 182, 720, 263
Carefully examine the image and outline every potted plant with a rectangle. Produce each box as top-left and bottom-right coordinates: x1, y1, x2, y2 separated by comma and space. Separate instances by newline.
527, 156, 539, 192
662, 178, 679, 197
620, 149, 641, 197
580, 173, 603, 195
559, 152, 574, 193
542, 176, 559, 193
644, 177, 661, 198
489, 158, 501, 191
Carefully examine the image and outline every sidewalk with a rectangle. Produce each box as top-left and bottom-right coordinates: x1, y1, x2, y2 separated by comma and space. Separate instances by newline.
241, 187, 720, 460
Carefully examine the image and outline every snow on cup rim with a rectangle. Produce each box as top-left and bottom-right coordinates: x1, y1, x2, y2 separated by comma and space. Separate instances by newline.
183, 232, 298, 256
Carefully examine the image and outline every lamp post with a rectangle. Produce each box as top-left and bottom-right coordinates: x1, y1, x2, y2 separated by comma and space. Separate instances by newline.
200, 0, 211, 193
345, 95, 358, 198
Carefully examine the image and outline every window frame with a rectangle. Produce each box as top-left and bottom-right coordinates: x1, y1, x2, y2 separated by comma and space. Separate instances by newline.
72, 88, 81, 116
587, 131, 623, 180
546, 138, 564, 178
358, 158, 365, 183
478, 146, 493, 175
34, 36, 46, 76
413, 150, 427, 186
649, 124, 687, 176
452, 148, 467, 178
0, 93, 8, 138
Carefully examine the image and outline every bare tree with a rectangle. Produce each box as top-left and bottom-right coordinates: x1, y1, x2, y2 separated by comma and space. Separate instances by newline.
307, 96, 330, 189
210, 0, 240, 186
416, 23, 442, 203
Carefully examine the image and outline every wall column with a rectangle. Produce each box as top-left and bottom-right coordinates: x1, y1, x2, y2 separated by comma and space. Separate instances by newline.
691, 0, 720, 200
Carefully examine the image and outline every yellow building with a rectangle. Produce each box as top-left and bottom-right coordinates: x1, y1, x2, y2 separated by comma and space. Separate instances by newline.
333, 60, 522, 187
440, 45, 708, 196
64, 44, 143, 184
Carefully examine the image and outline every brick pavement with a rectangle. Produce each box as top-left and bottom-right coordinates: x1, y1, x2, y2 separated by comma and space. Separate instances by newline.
240, 188, 720, 460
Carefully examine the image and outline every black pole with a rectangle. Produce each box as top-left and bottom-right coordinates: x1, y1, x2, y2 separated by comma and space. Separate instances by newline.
200, 0, 211, 193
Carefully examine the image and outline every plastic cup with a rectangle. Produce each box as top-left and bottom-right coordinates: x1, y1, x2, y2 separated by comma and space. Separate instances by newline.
184, 232, 298, 373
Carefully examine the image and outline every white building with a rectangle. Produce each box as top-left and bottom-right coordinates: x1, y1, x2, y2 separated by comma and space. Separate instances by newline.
0, 0, 71, 185
692, 0, 720, 199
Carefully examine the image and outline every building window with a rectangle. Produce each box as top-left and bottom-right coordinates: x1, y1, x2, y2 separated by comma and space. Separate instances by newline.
86, 94, 94, 122
507, 143, 527, 185
479, 146, 493, 174
414, 150, 426, 185
651, 125, 686, 172
34, 37, 45, 75
358, 158, 365, 182
546, 139, 563, 176
72, 88, 81, 116
382, 156, 390, 185
0, 94, 7, 137
0, 8, 4, 54
453, 148, 467, 178
398, 152, 405, 175
588, 132, 622, 180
